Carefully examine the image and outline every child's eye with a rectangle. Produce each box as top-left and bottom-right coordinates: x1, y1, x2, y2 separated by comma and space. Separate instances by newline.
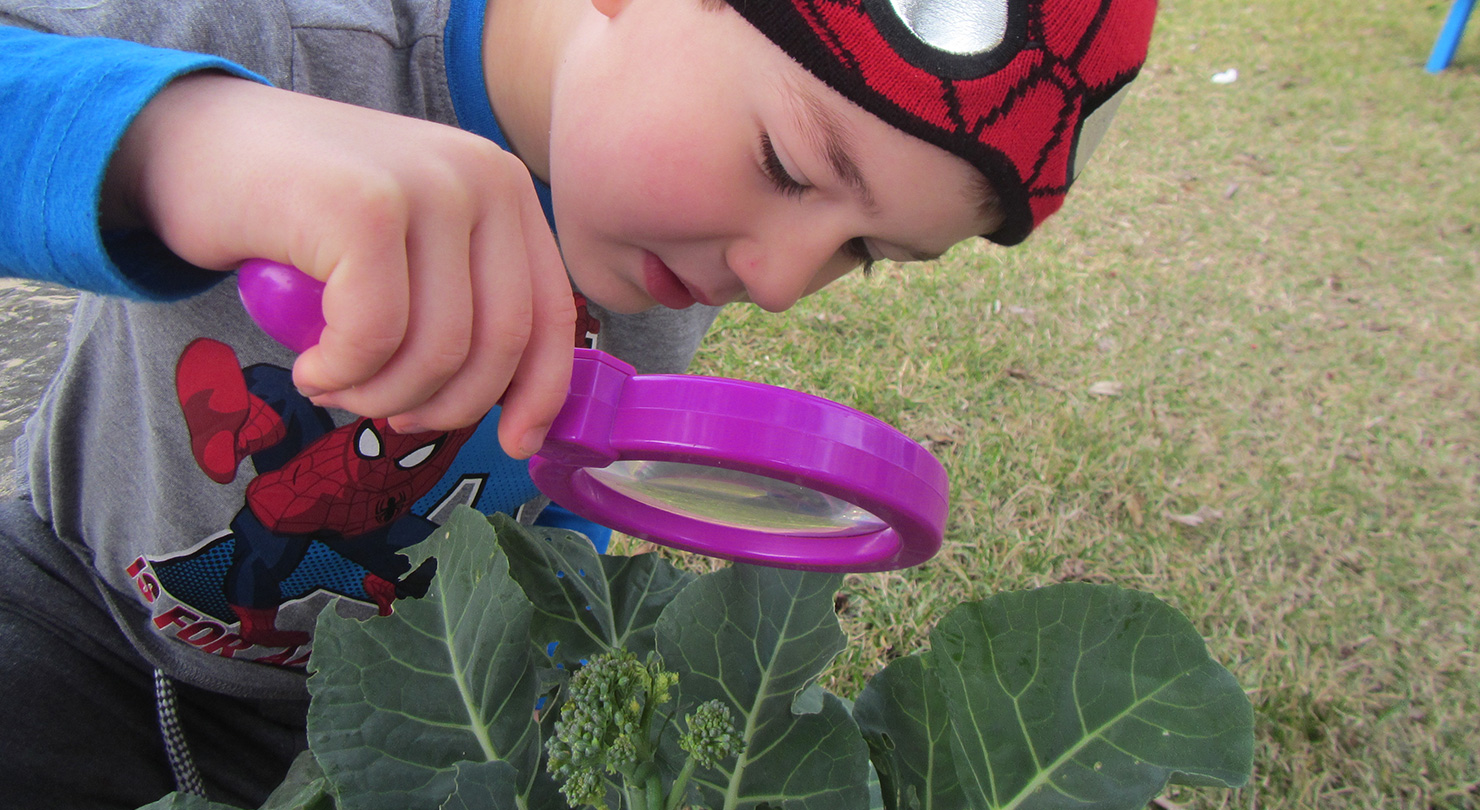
760, 132, 809, 199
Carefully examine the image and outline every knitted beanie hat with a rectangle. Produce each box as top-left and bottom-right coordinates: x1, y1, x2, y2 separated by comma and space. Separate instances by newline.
724, 0, 1158, 245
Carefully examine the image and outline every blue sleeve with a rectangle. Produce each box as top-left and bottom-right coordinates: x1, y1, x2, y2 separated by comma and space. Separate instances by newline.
0, 26, 264, 299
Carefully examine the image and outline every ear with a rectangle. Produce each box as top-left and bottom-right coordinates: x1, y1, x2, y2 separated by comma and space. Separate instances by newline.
591, 0, 631, 19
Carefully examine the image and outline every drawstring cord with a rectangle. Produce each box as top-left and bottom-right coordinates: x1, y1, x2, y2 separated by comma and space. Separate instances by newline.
154, 669, 206, 797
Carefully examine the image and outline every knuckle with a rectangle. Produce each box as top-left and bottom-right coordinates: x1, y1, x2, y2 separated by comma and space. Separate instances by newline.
486, 317, 534, 360
352, 328, 406, 361
424, 132, 514, 197
419, 336, 474, 382
545, 294, 579, 329
318, 335, 401, 388
425, 400, 493, 432
333, 173, 411, 234
473, 147, 534, 199
465, 134, 513, 168
416, 158, 480, 213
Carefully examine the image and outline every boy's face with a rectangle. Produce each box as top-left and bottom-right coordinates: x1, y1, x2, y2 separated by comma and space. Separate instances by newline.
547, 0, 999, 314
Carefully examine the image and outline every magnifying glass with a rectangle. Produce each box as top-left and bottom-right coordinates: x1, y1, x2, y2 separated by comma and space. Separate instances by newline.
237, 259, 947, 572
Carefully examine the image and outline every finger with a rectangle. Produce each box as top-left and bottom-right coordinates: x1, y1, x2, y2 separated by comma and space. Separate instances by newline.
318, 209, 477, 419
386, 216, 530, 433
494, 188, 577, 459
386, 162, 553, 433
290, 195, 412, 398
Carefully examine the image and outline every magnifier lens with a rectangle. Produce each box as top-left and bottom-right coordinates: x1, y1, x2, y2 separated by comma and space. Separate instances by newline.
586, 460, 887, 537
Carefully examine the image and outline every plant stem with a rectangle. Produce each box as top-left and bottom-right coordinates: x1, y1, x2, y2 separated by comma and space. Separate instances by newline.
645, 771, 665, 810
665, 759, 698, 810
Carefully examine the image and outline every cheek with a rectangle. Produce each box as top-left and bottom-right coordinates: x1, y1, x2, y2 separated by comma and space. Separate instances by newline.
551, 63, 755, 238
587, 133, 750, 238
637, 150, 735, 225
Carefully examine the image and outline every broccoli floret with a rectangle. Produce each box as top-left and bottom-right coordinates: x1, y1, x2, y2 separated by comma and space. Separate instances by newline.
557, 767, 607, 810
679, 700, 739, 770
545, 651, 745, 810
546, 650, 678, 809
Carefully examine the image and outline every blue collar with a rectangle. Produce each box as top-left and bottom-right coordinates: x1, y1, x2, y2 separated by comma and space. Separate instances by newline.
444, 0, 556, 231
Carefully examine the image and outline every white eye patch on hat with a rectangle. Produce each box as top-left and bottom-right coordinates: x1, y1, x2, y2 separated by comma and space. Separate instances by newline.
885, 0, 1008, 55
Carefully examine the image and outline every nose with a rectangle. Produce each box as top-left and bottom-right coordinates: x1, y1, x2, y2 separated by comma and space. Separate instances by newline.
723, 225, 854, 313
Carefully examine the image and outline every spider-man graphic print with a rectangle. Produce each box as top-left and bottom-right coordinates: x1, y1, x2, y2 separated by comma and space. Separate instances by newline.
128, 296, 602, 665
133, 338, 493, 662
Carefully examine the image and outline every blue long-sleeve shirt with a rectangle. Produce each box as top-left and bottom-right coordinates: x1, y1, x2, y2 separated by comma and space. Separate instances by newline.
0, 24, 255, 297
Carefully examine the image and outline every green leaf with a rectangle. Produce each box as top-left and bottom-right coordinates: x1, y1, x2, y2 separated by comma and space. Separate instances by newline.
133, 794, 242, 810
494, 513, 694, 666
867, 763, 886, 810
439, 760, 522, 810
928, 583, 1254, 810
259, 751, 335, 810
854, 654, 967, 810
136, 756, 334, 810
306, 507, 542, 810
656, 564, 870, 810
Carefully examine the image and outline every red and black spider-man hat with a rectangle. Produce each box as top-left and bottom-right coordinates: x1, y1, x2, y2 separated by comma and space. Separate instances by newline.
725, 0, 1158, 245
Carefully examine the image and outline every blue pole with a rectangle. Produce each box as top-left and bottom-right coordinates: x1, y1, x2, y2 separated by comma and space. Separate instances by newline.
1427, 0, 1476, 73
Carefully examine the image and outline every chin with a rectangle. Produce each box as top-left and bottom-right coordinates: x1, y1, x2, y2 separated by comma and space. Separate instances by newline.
567, 258, 656, 315
573, 278, 655, 316
597, 298, 661, 316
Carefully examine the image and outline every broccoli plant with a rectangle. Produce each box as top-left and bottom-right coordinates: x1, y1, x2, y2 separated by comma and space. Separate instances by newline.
544, 650, 739, 810
140, 507, 1254, 810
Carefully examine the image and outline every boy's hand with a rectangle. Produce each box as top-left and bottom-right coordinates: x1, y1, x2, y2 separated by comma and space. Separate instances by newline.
105, 73, 574, 458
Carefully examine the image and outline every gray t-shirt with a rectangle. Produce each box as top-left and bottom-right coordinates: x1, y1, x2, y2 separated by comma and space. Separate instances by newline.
4, 0, 720, 698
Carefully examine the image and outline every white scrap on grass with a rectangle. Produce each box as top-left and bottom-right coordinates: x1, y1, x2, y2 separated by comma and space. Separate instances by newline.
1167, 506, 1224, 527
1211, 68, 1238, 84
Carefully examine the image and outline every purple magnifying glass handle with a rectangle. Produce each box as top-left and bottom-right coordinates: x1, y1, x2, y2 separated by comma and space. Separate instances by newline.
237, 259, 327, 353
237, 259, 947, 571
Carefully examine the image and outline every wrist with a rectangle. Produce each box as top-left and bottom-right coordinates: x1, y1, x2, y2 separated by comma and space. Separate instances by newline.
101, 71, 243, 231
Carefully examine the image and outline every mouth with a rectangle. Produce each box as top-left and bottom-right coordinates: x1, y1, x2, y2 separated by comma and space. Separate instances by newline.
641, 251, 710, 309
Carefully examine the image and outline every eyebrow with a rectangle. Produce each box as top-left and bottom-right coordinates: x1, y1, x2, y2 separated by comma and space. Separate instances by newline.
781, 78, 967, 264
784, 77, 879, 213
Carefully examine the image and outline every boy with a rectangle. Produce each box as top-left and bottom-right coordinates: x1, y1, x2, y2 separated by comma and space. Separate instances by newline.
0, 0, 1156, 806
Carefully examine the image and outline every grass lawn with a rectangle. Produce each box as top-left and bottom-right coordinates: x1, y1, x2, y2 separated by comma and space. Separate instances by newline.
0, 0, 1472, 806
629, 0, 1479, 806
